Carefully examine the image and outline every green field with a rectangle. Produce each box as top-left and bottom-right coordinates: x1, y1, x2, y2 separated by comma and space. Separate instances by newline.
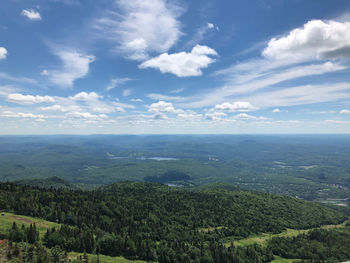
225, 221, 349, 247
0, 212, 149, 263
270, 256, 300, 263
0, 211, 60, 238
68, 252, 149, 263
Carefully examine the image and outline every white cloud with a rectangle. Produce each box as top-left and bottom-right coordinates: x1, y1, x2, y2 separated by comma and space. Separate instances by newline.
324, 119, 350, 124
21, 9, 42, 21
272, 108, 281, 113
148, 101, 175, 113
340, 109, 350, 114
106, 77, 132, 91
122, 89, 132, 97
7, 93, 55, 104
148, 100, 183, 115
177, 111, 202, 121
147, 93, 184, 101
95, 0, 183, 60
139, 45, 217, 77
207, 23, 214, 29
92, 106, 125, 113
69, 92, 101, 101
49, 50, 95, 88
41, 69, 49, 76
233, 113, 267, 120
0, 72, 36, 84
182, 18, 350, 109
205, 111, 226, 121
39, 104, 81, 112
67, 111, 108, 120
0, 47, 7, 60
130, 98, 143, 102
213, 101, 257, 112
218, 62, 345, 95
243, 82, 350, 108
113, 101, 135, 109
263, 20, 350, 62
2, 111, 44, 119
170, 87, 185, 94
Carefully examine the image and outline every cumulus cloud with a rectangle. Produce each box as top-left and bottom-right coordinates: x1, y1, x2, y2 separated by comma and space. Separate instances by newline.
95, 0, 183, 60
0, 47, 7, 60
177, 111, 202, 121
184, 18, 350, 109
213, 101, 257, 112
263, 20, 350, 62
68, 92, 101, 102
149, 101, 176, 113
139, 45, 218, 77
21, 9, 42, 20
49, 50, 95, 88
340, 109, 350, 114
148, 101, 184, 118
272, 108, 281, 113
205, 111, 226, 121
106, 77, 132, 91
7, 93, 55, 104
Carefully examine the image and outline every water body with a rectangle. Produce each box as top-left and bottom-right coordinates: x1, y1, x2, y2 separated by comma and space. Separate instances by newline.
138, 157, 179, 161
108, 156, 179, 161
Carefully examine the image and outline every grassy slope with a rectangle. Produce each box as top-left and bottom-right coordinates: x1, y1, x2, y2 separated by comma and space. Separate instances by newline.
68, 252, 149, 263
225, 220, 349, 247
0, 212, 60, 238
0, 212, 148, 263
270, 256, 299, 263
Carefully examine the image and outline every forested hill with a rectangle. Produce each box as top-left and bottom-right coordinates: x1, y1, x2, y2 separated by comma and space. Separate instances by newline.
0, 182, 348, 262
0, 182, 346, 234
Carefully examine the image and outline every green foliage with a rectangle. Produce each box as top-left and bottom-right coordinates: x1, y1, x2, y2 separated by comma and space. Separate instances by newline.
267, 227, 350, 262
2, 135, 350, 201
0, 181, 348, 262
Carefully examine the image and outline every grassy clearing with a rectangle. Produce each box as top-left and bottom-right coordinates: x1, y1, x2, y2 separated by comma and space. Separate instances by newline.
68, 252, 149, 263
224, 220, 349, 247
198, 226, 224, 233
0, 212, 60, 238
0, 213, 147, 263
271, 256, 300, 263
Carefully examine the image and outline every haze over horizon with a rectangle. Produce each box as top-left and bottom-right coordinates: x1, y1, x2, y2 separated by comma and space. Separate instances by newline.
1, 0, 350, 134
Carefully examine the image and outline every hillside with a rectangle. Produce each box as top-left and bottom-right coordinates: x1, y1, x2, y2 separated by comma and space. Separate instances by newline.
2, 135, 350, 201
0, 181, 348, 262
14, 176, 77, 189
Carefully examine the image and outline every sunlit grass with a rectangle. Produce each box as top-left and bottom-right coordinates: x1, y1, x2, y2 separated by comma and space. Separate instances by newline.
68, 252, 149, 263
0, 211, 60, 238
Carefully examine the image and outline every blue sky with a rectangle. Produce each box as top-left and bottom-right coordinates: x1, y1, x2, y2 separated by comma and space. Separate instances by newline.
1, 0, 350, 134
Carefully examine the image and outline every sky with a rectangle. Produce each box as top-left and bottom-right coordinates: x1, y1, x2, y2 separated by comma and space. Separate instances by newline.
1, 0, 350, 134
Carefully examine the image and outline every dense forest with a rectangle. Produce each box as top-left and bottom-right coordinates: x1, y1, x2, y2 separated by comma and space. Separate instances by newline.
1, 135, 350, 201
0, 181, 349, 262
